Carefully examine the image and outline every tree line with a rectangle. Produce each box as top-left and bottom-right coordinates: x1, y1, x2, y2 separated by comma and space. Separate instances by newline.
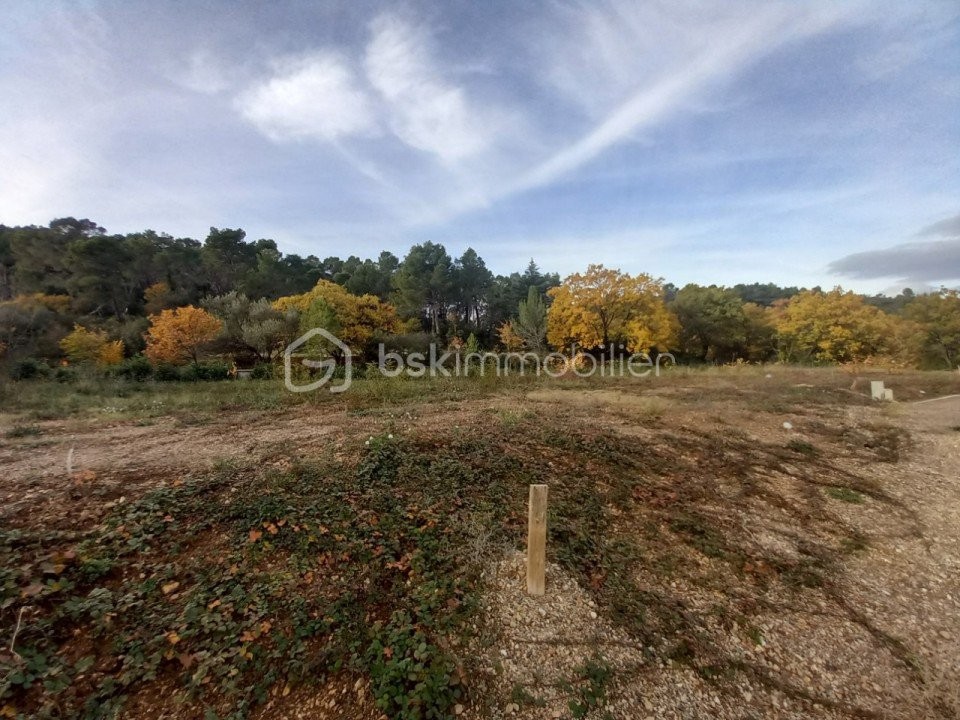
0, 217, 957, 378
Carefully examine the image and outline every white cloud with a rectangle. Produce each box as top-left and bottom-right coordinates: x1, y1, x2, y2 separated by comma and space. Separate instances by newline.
236, 53, 377, 142
236, 13, 495, 165
364, 13, 489, 163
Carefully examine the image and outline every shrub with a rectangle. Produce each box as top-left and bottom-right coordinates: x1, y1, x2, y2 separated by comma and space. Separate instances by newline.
111, 355, 154, 382
9, 358, 51, 380
181, 361, 231, 382
250, 363, 274, 380
154, 363, 182, 382
54, 366, 77, 383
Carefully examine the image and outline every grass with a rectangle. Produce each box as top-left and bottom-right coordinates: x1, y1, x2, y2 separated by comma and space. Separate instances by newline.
826, 486, 865, 504
4, 424, 43, 438
3, 363, 958, 425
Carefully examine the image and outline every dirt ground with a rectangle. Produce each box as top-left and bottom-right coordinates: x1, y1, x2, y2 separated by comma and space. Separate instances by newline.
1, 368, 958, 719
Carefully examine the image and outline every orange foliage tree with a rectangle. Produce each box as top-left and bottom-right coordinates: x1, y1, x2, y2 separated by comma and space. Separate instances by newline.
144, 306, 222, 365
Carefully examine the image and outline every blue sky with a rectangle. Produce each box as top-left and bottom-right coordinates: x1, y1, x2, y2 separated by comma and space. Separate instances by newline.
2, 0, 958, 292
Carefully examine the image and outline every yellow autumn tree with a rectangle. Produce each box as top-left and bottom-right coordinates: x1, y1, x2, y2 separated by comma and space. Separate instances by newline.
546, 264, 677, 352
26, 293, 72, 314
144, 306, 222, 365
143, 281, 177, 315
904, 290, 960, 369
497, 320, 525, 351
273, 280, 400, 353
59, 325, 125, 367
774, 288, 899, 364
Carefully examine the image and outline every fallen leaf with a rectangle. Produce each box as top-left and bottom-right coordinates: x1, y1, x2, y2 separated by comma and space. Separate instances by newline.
248, 529, 263, 543
166, 631, 181, 645
162, 581, 180, 595
21, 583, 44, 598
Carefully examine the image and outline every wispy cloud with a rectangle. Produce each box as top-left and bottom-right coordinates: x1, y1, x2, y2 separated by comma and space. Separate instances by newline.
502, 2, 859, 201
237, 12, 500, 168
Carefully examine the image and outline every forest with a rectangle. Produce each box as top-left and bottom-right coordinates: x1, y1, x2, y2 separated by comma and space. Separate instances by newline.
0, 217, 958, 379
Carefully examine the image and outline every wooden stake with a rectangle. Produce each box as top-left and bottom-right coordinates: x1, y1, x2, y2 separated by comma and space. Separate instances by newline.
527, 484, 548, 595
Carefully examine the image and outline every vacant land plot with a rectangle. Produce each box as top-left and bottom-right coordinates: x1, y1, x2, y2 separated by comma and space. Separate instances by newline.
1, 366, 958, 719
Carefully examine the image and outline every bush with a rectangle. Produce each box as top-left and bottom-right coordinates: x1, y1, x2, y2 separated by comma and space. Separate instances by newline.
54, 366, 77, 383
181, 361, 231, 382
9, 358, 51, 380
154, 363, 182, 382
250, 363, 275, 380
111, 355, 154, 381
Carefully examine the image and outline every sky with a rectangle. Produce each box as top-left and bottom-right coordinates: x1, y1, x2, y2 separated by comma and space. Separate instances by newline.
1, 0, 958, 294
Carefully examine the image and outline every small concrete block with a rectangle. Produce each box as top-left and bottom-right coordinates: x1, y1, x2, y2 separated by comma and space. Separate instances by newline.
884, 388, 894, 401
870, 381, 885, 400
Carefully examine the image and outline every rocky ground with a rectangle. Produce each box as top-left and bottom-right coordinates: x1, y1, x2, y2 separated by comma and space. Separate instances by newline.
473, 396, 960, 720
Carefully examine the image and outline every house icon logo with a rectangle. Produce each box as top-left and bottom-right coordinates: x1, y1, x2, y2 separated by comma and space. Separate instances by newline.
283, 328, 352, 393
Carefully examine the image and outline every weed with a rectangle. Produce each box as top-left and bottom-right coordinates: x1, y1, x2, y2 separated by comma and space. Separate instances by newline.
510, 683, 545, 707
786, 438, 817, 456
568, 655, 614, 719
841, 533, 869, 553
826, 486, 865, 504
746, 625, 765, 646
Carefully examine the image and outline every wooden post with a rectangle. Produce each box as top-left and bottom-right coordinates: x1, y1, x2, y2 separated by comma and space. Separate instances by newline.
527, 484, 548, 595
